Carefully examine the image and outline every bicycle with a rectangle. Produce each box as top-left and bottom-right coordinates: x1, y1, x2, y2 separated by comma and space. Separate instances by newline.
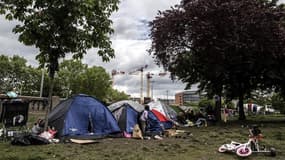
218, 125, 276, 157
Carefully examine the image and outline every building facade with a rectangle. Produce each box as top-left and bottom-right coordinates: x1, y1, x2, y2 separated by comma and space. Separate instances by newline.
175, 90, 201, 106
157, 98, 175, 105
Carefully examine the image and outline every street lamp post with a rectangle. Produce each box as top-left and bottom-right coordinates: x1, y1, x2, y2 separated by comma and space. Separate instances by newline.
40, 68, 45, 97
20, 81, 25, 95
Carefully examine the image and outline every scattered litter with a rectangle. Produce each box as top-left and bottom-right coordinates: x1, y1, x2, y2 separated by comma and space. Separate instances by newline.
70, 139, 99, 144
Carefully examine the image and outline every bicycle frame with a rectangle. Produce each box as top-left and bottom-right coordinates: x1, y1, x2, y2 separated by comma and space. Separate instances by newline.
222, 138, 252, 151
219, 128, 276, 157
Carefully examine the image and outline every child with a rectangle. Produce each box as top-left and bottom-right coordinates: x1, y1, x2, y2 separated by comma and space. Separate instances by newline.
31, 119, 44, 135
139, 105, 150, 136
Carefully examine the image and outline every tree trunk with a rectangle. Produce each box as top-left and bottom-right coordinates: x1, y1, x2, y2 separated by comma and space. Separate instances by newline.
238, 95, 246, 120
44, 74, 55, 131
214, 95, 222, 121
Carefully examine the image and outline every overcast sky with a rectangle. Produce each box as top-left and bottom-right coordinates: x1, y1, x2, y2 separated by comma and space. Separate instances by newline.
88, 0, 189, 100
1, 0, 284, 100
0, 0, 189, 100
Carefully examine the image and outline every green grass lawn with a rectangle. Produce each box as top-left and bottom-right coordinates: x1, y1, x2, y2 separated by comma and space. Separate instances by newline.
0, 112, 284, 160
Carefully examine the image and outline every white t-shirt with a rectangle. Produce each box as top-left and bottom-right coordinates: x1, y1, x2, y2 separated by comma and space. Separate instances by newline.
140, 110, 148, 121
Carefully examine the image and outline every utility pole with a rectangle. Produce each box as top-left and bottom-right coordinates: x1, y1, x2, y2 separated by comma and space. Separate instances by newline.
140, 68, 143, 104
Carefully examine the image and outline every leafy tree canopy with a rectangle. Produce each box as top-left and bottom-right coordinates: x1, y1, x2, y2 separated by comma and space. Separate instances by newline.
271, 93, 285, 114
0, 55, 129, 101
0, 0, 119, 76
0, 0, 120, 128
57, 59, 87, 97
0, 55, 29, 92
106, 88, 129, 104
56, 59, 128, 102
198, 98, 214, 109
149, 0, 285, 120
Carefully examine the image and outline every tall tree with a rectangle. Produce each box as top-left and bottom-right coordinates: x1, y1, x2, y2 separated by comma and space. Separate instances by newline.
77, 66, 112, 100
19, 66, 42, 96
57, 59, 115, 101
0, 0, 119, 129
57, 59, 87, 98
0, 55, 28, 93
271, 93, 285, 114
0, 54, 50, 96
106, 88, 129, 104
0, 55, 11, 93
149, 0, 285, 120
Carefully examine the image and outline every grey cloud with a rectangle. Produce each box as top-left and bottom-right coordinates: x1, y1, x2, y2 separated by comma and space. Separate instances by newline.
82, 38, 187, 98
112, 69, 187, 99
115, 0, 180, 20
111, 17, 149, 40
111, 0, 180, 40
83, 39, 152, 71
0, 17, 20, 36
0, 0, 187, 99
0, 16, 39, 66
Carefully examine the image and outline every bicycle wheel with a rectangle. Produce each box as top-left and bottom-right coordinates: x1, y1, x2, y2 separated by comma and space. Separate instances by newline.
218, 145, 227, 153
270, 147, 276, 157
236, 147, 252, 157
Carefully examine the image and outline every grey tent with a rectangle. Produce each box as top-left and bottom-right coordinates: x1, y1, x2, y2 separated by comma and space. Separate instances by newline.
108, 100, 144, 134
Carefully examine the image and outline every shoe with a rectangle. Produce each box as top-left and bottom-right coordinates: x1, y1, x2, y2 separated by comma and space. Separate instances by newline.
143, 136, 151, 140
154, 135, 163, 140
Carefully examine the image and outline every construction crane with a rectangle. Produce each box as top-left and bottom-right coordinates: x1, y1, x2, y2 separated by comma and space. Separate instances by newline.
111, 69, 125, 87
112, 66, 167, 104
150, 80, 155, 99
146, 72, 154, 98
112, 65, 148, 104
146, 72, 167, 100
129, 65, 148, 104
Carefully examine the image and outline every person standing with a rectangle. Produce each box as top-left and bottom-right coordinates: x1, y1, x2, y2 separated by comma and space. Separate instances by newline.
252, 104, 257, 115
223, 106, 229, 123
140, 105, 150, 136
248, 103, 252, 115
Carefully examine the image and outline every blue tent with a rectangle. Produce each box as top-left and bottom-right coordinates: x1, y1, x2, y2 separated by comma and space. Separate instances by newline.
48, 94, 121, 139
151, 109, 174, 130
108, 100, 144, 134
146, 111, 164, 133
108, 100, 165, 136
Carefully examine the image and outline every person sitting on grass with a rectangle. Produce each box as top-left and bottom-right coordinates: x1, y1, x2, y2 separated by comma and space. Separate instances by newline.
177, 112, 187, 125
31, 119, 44, 135
194, 111, 207, 127
185, 110, 195, 122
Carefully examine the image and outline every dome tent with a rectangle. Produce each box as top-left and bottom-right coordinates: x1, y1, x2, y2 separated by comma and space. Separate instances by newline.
108, 100, 144, 135
48, 94, 121, 139
147, 101, 178, 129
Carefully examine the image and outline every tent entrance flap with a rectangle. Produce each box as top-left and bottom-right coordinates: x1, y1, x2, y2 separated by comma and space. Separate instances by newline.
88, 112, 94, 133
